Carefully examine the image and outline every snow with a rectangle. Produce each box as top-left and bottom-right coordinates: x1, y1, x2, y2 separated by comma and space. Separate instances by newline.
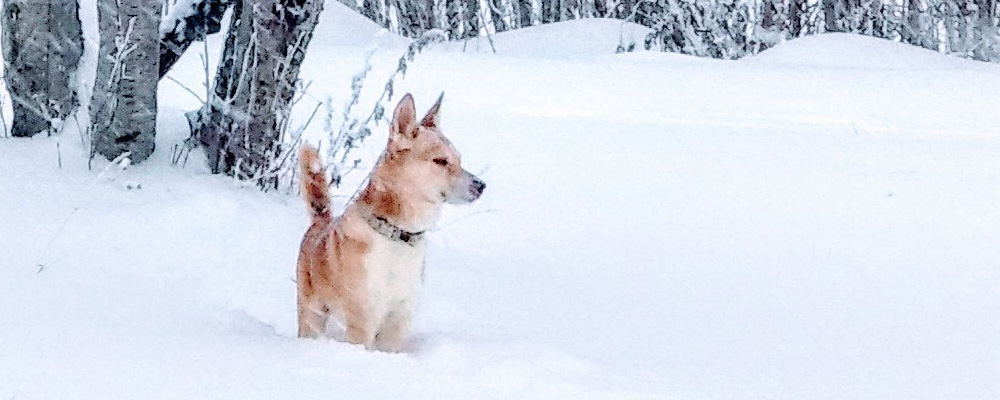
160, 0, 201, 37
745, 33, 990, 70
4, 2, 1000, 399
438, 18, 651, 58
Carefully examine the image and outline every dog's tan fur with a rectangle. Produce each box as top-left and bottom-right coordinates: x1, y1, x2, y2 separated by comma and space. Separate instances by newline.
296, 93, 485, 351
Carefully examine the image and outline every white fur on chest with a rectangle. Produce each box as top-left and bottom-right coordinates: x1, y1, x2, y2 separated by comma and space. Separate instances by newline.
363, 235, 425, 323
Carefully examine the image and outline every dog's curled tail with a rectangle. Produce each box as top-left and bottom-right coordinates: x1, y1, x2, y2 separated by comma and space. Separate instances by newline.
299, 145, 330, 220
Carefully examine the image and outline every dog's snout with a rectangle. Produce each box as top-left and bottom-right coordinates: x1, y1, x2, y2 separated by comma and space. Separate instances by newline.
472, 178, 486, 195
447, 171, 485, 204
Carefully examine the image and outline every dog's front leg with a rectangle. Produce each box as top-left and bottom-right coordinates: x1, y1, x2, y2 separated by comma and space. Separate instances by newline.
345, 322, 376, 349
374, 306, 412, 353
342, 298, 377, 349
297, 298, 329, 338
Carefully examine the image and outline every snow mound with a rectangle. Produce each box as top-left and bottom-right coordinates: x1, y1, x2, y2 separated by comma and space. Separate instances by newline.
312, 0, 409, 48
452, 18, 650, 58
746, 33, 982, 70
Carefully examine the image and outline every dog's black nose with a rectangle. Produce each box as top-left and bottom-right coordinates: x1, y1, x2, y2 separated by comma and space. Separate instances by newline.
472, 178, 486, 195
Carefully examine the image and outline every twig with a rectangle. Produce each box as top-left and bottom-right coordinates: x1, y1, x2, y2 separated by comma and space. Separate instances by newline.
166, 75, 205, 103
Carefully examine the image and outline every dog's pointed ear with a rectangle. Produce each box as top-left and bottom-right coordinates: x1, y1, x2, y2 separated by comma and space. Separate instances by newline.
391, 93, 418, 140
420, 92, 444, 128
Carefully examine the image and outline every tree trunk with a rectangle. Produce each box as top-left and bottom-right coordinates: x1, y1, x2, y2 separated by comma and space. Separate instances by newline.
972, 0, 998, 60
760, 0, 781, 32
904, 0, 936, 49
90, 0, 161, 163
1, 0, 83, 137
542, 0, 558, 23
189, 0, 324, 186
824, 0, 844, 32
361, 0, 385, 26
789, 0, 806, 37
159, 0, 231, 78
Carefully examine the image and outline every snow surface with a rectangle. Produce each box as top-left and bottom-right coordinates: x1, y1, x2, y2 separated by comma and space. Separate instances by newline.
3, 1, 1000, 399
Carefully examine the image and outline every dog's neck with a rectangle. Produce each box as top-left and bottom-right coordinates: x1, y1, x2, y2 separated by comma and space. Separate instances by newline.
361, 210, 426, 246
358, 174, 440, 234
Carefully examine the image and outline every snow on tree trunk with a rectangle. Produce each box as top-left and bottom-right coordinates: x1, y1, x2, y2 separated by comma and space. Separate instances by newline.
189, 0, 323, 187
1, 0, 83, 138
90, 0, 161, 163
159, 0, 231, 78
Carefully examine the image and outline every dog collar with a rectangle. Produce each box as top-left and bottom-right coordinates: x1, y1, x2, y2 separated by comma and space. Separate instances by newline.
364, 212, 425, 246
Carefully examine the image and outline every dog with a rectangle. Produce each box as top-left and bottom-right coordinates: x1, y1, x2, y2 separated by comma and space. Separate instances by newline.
296, 93, 485, 352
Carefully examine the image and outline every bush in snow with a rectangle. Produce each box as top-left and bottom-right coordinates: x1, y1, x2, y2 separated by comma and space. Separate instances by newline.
320, 30, 447, 190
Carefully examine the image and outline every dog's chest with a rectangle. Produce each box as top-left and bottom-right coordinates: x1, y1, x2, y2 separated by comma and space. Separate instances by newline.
363, 236, 425, 312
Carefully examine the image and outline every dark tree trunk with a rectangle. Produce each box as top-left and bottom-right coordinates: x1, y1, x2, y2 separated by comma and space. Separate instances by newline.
789, 0, 806, 37
903, 0, 936, 49
618, 0, 635, 20
487, 0, 506, 33
361, 0, 385, 26
189, 0, 324, 186
1, 0, 83, 137
91, 0, 161, 163
973, 0, 998, 60
542, 0, 559, 23
465, 0, 480, 36
824, 0, 842, 32
760, 0, 781, 32
414, 0, 437, 33
394, 0, 434, 37
159, 0, 231, 78
517, 0, 533, 27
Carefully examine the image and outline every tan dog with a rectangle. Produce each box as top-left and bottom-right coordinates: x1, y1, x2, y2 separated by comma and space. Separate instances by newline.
296, 93, 485, 351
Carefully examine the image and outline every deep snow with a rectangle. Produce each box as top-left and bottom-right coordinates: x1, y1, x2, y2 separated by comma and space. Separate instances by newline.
3, 2, 1000, 399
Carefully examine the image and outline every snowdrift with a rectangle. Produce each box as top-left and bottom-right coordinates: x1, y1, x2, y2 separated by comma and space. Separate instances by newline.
447, 18, 651, 58
747, 32, 993, 70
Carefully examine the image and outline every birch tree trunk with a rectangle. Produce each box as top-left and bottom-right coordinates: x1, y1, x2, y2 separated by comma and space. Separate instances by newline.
90, 0, 161, 163
1, 0, 83, 137
188, 0, 324, 187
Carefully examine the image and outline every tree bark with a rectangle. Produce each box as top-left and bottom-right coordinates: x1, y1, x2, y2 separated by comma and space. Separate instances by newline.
189, 0, 324, 186
903, 0, 936, 49
1, 0, 83, 137
972, 0, 998, 60
159, 0, 231, 78
789, 0, 806, 37
90, 0, 161, 163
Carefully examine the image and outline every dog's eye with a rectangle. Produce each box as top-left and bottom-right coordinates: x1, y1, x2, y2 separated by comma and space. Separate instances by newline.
433, 158, 449, 167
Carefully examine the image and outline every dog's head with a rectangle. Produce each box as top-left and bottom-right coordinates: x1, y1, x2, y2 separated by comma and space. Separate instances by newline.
384, 93, 485, 205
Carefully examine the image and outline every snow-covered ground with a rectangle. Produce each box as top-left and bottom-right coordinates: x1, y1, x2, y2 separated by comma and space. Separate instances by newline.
3, 2, 1000, 399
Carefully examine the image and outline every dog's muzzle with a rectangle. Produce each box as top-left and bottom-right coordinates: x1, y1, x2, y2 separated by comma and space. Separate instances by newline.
447, 170, 486, 204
